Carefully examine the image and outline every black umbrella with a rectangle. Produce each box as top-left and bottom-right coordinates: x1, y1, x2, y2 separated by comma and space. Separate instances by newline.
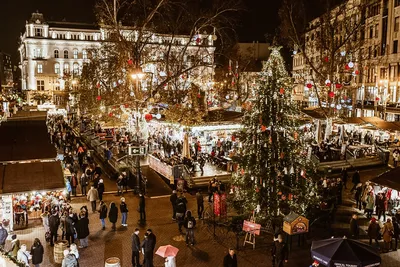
311, 237, 381, 267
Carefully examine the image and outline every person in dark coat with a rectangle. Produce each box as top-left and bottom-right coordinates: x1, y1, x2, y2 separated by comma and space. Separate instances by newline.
30, 238, 44, 267
368, 217, 380, 248
98, 179, 105, 201
139, 193, 146, 224
354, 184, 363, 210
349, 214, 359, 239
223, 248, 237, 267
120, 197, 129, 227
376, 193, 387, 222
271, 235, 288, 267
170, 190, 178, 220
175, 194, 187, 232
65, 214, 76, 246
350, 170, 360, 192
76, 212, 90, 248
196, 189, 204, 219
48, 211, 60, 247
99, 201, 108, 230
392, 217, 400, 251
141, 229, 156, 267
131, 228, 141, 267
108, 202, 118, 230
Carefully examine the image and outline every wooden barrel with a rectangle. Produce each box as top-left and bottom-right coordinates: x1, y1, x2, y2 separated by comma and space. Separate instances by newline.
54, 240, 68, 264
105, 257, 121, 267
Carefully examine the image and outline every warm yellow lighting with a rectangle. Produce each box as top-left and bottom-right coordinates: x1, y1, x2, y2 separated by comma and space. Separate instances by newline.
131, 74, 137, 79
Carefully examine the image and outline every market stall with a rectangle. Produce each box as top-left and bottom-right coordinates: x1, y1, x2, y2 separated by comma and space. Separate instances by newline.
0, 161, 66, 231
370, 168, 400, 216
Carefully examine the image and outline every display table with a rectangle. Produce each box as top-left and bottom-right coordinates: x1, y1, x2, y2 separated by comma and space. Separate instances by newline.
0, 254, 21, 267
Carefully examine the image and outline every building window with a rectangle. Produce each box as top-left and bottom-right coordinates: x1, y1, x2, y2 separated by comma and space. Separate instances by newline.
64, 50, 69, 59
82, 50, 88, 59
64, 63, 70, 74
375, 24, 379, 38
394, 40, 398, 54
55, 63, 60, 74
37, 80, 45, 90
34, 48, 42, 58
54, 50, 59, 58
73, 63, 79, 75
37, 64, 43, 74
35, 28, 43, 37
369, 26, 373, 38
396, 0, 400, 7
396, 17, 400, 32
73, 49, 78, 59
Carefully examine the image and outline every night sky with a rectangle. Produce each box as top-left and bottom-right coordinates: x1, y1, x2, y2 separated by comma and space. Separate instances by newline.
0, 0, 282, 62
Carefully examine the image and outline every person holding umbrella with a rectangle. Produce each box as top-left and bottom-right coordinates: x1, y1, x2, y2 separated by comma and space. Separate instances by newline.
156, 245, 179, 267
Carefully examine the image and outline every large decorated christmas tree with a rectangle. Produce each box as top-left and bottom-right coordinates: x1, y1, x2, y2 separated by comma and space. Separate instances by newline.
231, 47, 318, 219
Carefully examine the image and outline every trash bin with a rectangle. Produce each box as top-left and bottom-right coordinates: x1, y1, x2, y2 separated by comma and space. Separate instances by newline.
54, 240, 68, 264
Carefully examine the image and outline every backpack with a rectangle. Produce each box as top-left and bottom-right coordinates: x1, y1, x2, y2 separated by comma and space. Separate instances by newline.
187, 219, 194, 229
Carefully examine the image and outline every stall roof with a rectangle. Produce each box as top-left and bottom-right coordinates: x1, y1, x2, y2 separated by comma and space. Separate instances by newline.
0, 162, 65, 194
0, 120, 56, 162
203, 110, 243, 122
7, 111, 47, 121
301, 108, 327, 119
346, 117, 366, 124
371, 168, 400, 191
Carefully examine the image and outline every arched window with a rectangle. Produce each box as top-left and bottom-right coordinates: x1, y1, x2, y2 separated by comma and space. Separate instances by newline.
73, 49, 78, 59
64, 50, 69, 59
73, 63, 79, 75
64, 63, 70, 74
54, 63, 60, 74
82, 50, 88, 59
54, 49, 59, 58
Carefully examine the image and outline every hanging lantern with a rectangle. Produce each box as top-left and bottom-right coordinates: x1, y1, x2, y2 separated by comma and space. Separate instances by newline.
328, 91, 335, 98
325, 79, 331, 87
96, 95, 101, 101
144, 114, 153, 121
306, 83, 312, 89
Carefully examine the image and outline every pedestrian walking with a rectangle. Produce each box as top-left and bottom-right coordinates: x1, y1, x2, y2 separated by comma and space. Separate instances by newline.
116, 175, 124, 196
139, 192, 146, 224
48, 211, 60, 247
87, 186, 99, 213
99, 201, 108, 230
17, 244, 30, 267
120, 197, 128, 227
271, 235, 288, 267
108, 202, 118, 231
354, 183, 363, 210
365, 192, 375, 219
382, 218, 394, 252
170, 190, 177, 221
350, 170, 360, 192
76, 211, 89, 248
71, 174, 78, 197
0, 223, 8, 248
393, 150, 399, 167
131, 228, 141, 267
367, 217, 380, 248
196, 190, 204, 219
349, 214, 359, 239
184, 210, 196, 246
80, 173, 88, 196
98, 179, 105, 201
376, 193, 387, 222
176, 194, 187, 233
141, 229, 156, 267
30, 238, 44, 267
223, 248, 238, 267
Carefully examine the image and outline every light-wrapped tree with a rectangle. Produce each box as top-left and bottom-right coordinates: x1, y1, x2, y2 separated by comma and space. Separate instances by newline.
231, 47, 318, 219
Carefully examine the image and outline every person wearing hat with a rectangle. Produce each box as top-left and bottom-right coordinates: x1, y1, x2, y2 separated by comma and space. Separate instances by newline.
120, 197, 129, 227
98, 179, 105, 201
368, 217, 380, 248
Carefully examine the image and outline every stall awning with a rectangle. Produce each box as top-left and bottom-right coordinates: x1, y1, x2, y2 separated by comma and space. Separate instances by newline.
370, 168, 400, 191
346, 117, 366, 124
0, 120, 56, 162
0, 162, 65, 194
301, 108, 327, 119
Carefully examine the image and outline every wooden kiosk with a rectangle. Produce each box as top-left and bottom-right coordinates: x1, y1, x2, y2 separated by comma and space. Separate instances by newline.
283, 212, 309, 251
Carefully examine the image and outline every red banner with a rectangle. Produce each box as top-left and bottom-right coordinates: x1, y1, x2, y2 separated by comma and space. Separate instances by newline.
214, 193, 221, 215
242, 220, 261, 235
